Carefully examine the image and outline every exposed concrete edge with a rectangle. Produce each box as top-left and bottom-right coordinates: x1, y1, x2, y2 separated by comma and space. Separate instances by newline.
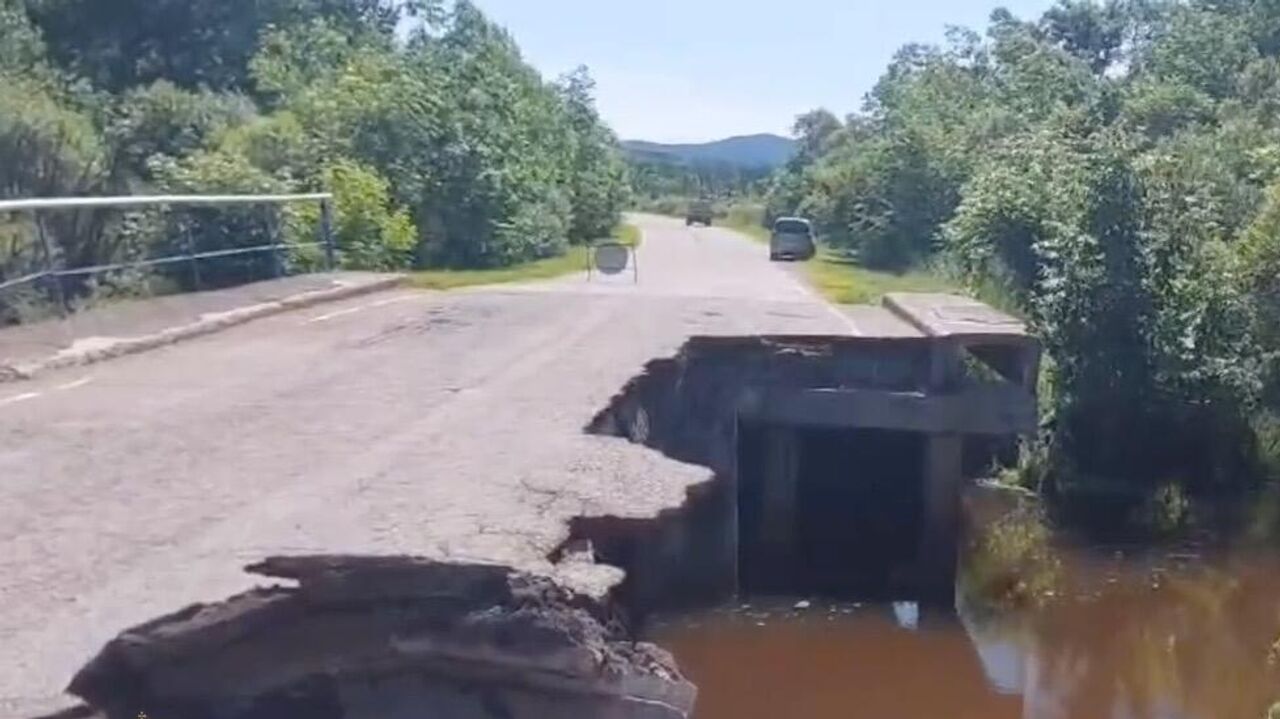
1, 276, 407, 384
883, 292, 947, 338
882, 292, 1032, 346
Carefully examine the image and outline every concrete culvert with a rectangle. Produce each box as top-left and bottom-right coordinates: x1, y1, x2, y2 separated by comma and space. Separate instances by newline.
579, 333, 1038, 609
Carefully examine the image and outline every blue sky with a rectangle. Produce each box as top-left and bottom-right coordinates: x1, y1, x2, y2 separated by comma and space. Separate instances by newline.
470, 0, 1057, 143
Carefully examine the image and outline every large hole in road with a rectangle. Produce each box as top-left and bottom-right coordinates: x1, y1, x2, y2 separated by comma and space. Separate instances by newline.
568, 334, 973, 617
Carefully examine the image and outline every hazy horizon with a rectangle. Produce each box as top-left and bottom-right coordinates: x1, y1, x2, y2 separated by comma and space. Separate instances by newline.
620, 132, 792, 144
471, 0, 1057, 143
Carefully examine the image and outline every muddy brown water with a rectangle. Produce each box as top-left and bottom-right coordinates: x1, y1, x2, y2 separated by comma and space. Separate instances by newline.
651, 548, 1280, 719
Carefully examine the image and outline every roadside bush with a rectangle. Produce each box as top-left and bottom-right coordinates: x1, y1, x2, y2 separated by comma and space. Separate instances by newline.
724, 203, 766, 229
290, 161, 416, 271
151, 150, 290, 288
490, 190, 573, 266
0, 73, 120, 302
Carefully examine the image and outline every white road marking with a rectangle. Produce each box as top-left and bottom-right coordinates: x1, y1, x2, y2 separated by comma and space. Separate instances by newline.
367, 294, 424, 309
55, 377, 94, 392
0, 392, 40, 407
305, 306, 364, 324
304, 292, 428, 324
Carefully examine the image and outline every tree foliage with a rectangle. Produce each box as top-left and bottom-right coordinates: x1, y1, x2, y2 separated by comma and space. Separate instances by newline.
558, 67, 630, 244
23, 0, 421, 92
0, 0, 629, 304
772, 0, 1280, 491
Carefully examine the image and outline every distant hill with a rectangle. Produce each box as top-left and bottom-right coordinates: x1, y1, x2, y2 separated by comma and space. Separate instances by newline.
622, 133, 796, 169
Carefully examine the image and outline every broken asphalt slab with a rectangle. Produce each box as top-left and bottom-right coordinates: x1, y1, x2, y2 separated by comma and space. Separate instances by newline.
66, 556, 696, 719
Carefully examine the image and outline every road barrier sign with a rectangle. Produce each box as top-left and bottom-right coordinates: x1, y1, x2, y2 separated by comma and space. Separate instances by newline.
588, 242, 638, 283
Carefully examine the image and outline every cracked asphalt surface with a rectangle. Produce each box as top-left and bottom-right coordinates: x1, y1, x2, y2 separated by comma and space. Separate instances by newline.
0, 214, 853, 715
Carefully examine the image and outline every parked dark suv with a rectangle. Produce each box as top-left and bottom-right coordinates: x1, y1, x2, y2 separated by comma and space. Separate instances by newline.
769, 217, 816, 261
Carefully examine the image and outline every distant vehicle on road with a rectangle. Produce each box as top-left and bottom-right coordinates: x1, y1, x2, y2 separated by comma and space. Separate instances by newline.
769, 217, 816, 261
686, 199, 714, 227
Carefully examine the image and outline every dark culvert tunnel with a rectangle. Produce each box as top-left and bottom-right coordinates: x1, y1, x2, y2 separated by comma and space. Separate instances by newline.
736, 423, 926, 600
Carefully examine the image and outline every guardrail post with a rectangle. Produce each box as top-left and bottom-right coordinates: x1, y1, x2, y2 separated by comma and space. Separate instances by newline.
267, 207, 284, 279
34, 211, 67, 319
181, 214, 202, 291
320, 199, 336, 271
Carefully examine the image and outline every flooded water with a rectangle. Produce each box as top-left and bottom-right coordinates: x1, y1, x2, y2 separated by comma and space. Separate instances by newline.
651, 548, 1280, 719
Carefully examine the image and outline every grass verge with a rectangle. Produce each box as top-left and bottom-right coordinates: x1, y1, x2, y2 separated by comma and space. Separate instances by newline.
722, 203, 769, 244
408, 223, 640, 290
804, 251, 959, 305
714, 207, 958, 305
724, 217, 768, 244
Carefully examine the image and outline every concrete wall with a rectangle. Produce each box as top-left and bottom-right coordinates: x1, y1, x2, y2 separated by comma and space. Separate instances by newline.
582, 335, 1032, 609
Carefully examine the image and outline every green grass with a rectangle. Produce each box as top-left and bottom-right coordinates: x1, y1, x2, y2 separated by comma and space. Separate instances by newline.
409, 247, 590, 290
713, 208, 959, 304
722, 203, 769, 244
804, 251, 959, 305
407, 223, 640, 290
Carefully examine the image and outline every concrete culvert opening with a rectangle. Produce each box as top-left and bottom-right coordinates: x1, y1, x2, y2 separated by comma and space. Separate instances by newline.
737, 423, 926, 600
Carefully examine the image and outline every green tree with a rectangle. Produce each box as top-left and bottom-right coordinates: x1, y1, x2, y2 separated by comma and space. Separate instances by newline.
0, 75, 119, 276
557, 66, 628, 243
0, 0, 45, 74
790, 109, 842, 168
107, 81, 255, 181
1040, 0, 1127, 74
24, 0, 426, 93
405, 0, 575, 267
1140, 4, 1257, 98
781, 0, 1280, 493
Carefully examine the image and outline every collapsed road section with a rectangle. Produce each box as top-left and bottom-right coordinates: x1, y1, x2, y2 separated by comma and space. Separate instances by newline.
50, 293, 1035, 719
575, 293, 1040, 609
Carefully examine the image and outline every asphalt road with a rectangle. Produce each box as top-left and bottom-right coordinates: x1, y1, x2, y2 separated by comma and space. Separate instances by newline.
0, 214, 855, 715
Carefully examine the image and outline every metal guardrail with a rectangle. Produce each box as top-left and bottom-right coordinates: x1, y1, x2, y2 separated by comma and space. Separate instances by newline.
0, 194, 335, 313
0, 194, 333, 212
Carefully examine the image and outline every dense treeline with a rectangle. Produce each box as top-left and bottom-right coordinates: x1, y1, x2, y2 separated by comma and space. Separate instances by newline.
769, 0, 1280, 498
629, 157, 771, 202
0, 0, 628, 319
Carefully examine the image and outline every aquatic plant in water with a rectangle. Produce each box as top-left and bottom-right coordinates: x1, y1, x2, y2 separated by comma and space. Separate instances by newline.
961, 505, 1061, 609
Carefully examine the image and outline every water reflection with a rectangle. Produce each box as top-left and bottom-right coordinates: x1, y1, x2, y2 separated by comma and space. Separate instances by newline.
651, 550, 1280, 719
